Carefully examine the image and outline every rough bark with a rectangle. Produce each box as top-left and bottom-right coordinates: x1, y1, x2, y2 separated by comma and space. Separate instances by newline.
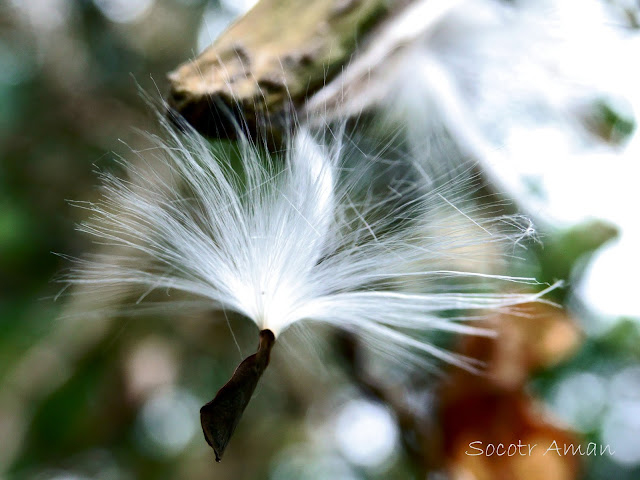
167, 0, 389, 138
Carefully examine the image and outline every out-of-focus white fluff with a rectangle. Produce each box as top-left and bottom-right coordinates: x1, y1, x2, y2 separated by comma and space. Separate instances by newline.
64, 117, 557, 370
382, 0, 639, 225
308, 0, 639, 229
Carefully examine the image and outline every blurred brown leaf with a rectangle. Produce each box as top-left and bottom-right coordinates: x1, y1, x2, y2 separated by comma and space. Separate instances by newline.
439, 303, 583, 480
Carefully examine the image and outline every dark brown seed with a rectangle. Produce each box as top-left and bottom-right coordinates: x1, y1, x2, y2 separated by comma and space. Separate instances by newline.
200, 329, 276, 462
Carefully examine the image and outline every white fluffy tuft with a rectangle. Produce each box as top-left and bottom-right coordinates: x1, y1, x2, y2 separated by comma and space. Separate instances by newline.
63, 118, 558, 370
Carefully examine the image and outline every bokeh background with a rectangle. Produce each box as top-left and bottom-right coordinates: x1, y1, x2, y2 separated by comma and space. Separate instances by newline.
1, 1, 640, 479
